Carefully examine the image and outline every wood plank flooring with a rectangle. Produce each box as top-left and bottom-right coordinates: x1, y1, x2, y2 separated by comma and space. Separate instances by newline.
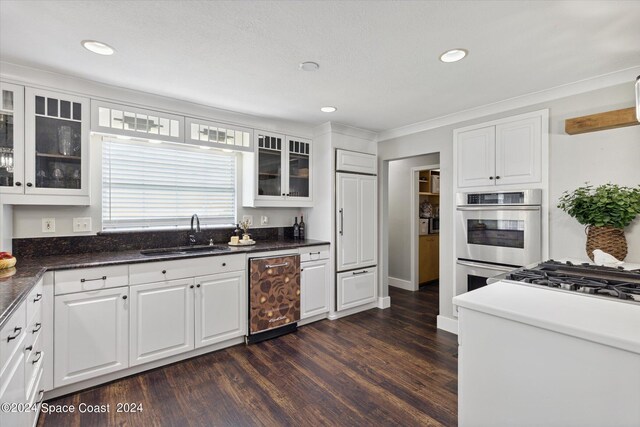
39, 286, 458, 426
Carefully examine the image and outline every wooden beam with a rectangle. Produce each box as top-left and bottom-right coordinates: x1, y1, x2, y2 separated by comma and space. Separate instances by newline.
565, 107, 639, 135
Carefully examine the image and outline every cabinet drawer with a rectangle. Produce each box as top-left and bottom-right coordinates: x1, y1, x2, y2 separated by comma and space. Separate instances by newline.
129, 254, 244, 285
336, 268, 377, 311
55, 265, 129, 295
0, 301, 26, 378
25, 330, 43, 401
300, 246, 330, 262
26, 367, 44, 427
26, 279, 44, 325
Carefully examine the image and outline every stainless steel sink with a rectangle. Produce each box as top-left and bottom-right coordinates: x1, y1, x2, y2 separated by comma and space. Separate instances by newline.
140, 245, 231, 256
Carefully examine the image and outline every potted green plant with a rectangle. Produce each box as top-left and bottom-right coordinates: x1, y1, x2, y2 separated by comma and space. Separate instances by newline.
557, 183, 640, 261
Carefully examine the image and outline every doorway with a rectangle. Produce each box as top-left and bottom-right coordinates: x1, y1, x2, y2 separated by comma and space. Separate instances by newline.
414, 167, 440, 290
386, 154, 440, 292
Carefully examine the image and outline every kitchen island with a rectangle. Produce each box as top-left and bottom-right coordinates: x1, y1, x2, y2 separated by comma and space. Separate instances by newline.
454, 274, 640, 427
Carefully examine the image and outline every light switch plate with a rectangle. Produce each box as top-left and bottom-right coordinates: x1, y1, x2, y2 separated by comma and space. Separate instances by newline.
260, 215, 268, 225
42, 218, 55, 233
73, 217, 92, 232
242, 215, 253, 226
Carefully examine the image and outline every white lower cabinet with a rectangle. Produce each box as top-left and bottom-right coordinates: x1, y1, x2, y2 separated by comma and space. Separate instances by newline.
0, 341, 27, 427
300, 259, 329, 319
129, 279, 195, 366
195, 271, 245, 348
54, 287, 129, 387
336, 268, 377, 311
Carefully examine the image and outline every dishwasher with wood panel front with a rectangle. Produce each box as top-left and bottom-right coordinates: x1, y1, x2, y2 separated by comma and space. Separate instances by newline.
246, 253, 300, 344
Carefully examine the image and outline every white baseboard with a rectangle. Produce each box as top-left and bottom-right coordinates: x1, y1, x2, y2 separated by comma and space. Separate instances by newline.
388, 276, 414, 291
298, 312, 328, 326
377, 296, 391, 309
328, 301, 379, 320
437, 315, 458, 335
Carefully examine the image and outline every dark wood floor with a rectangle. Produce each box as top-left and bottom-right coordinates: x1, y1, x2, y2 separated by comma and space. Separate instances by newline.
39, 286, 458, 426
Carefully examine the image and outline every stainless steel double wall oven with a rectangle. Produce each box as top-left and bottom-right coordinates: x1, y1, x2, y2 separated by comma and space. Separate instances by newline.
456, 189, 542, 296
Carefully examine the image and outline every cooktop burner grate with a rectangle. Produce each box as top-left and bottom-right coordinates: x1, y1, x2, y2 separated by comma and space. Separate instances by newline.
506, 260, 640, 302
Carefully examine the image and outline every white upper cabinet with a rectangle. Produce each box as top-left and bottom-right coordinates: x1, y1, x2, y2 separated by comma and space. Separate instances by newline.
1, 86, 92, 204
336, 149, 377, 175
0, 82, 25, 195
242, 130, 312, 207
495, 117, 542, 185
456, 112, 545, 188
456, 126, 495, 188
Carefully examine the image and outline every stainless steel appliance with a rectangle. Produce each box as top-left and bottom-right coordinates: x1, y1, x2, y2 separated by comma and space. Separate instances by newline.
456, 189, 542, 297
499, 260, 640, 304
247, 254, 300, 344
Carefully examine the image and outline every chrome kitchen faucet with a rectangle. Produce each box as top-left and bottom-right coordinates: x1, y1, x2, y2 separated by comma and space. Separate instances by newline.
189, 214, 201, 245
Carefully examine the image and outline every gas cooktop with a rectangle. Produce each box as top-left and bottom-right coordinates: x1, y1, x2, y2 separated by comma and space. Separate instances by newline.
505, 260, 640, 303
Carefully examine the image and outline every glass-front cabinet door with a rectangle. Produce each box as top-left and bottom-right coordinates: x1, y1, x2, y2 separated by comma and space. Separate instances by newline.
0, 82, 25, 194
255, 131, 285, 200
286, 136, 311, 200
24, 87, 89, 196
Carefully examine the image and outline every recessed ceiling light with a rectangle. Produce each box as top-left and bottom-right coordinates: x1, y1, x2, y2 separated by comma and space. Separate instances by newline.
320, 106, 337, 113
439, 49, 468, 63
299, 61, 320, 72
81, 40, 115, 56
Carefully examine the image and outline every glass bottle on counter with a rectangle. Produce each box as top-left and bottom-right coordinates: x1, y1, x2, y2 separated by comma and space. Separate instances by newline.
293, 217, 300, 239
299, 215, 305, 240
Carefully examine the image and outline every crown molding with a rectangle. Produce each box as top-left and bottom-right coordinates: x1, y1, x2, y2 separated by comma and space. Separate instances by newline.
313, 121, 378, 141
0, 61, 315, 138
378, 65, 640, 142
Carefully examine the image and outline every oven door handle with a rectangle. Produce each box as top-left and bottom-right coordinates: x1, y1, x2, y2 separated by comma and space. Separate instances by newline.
457, 206, 541, 212
456, 260, 515, 273
265, 262, 289, 269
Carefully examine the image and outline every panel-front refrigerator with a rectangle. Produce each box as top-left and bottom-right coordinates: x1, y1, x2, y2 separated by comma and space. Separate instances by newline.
335, 171, 377, 312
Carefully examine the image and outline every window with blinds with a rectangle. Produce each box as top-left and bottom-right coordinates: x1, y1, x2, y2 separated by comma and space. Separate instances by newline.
102, 138, 236, 230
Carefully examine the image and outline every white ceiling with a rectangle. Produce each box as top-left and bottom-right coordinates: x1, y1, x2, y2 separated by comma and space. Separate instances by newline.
1, 1, 639, 132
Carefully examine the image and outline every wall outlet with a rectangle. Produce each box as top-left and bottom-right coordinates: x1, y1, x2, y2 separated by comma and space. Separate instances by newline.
42, 218, 55, 233
260, 215, 269, 226
73, 217, 92, 233
242, 215, 253, 226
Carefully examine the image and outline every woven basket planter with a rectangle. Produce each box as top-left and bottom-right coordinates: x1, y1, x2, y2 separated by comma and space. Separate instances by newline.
585, 226, 627, 261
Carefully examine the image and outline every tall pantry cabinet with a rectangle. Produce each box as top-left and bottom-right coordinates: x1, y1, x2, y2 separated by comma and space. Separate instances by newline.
335, 150, 378, 312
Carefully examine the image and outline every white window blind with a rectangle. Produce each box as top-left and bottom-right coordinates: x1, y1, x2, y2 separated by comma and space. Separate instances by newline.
102, 138, 236, 230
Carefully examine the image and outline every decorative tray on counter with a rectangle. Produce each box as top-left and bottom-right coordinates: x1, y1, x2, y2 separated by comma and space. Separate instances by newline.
228, 239, 256, 246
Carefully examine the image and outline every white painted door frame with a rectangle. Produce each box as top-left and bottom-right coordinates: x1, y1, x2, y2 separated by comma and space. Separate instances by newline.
409, 164, 440, 291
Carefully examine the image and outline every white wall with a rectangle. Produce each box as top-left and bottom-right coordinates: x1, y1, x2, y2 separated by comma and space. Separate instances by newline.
379, 81, 640, 324
1, 63, 314, 239
388, 153, 439, 282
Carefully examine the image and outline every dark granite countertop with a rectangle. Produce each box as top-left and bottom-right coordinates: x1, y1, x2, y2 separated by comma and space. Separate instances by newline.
0, 239, 329, 329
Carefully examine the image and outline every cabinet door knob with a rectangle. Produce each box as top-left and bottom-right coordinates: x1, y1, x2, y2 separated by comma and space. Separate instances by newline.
282, 193, 285, 196
15, 182, 22, 186
33, 294, 43, 302
495, 176, 501, 179
162, 270, 167, 274
26, 182, 33, 187
222, 263, 226, 267
25, 345, 33, 352
122, 295, 128, 300
190, 285, 194, 289
489, 176, 494, 180
196, 284, 201, 288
